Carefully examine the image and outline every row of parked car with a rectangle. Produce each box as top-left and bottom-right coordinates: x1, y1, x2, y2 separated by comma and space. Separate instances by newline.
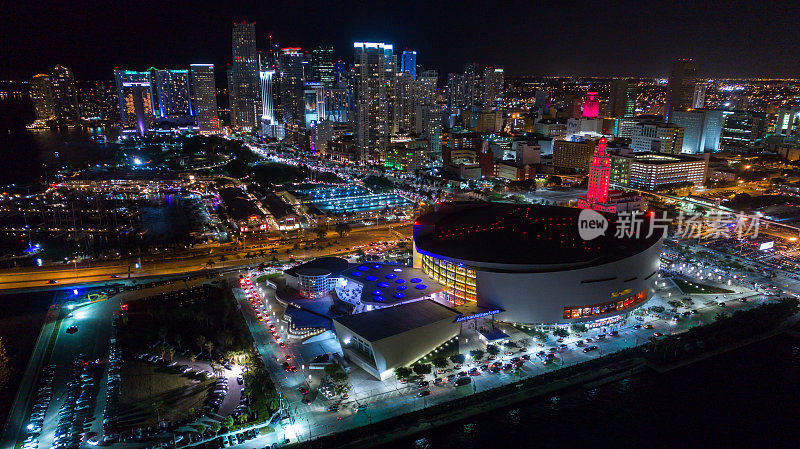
53, 356, 99, 449
99, 337, 122, 444
22, 363, 56, 449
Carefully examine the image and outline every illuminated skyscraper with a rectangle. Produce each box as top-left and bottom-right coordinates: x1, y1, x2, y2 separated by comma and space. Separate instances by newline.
609, 79, 635, 118
114, 70, 154, 136
278, 47, 306, 132
190, 64, 219, 134
670, 109, 723, 154
259, 69, 284, 139
30, 74, 55, 122
582, 92, 600, 119
401, 50, 417, 80
50, 65, 79, 125
354, 42, 396, 161
311, 45, 336, 88
231, 22, 261, 130
665, 58, 697, 121
483, 67, 504, 109
586, 137, 611, 205
577, 137, 642, 212
152, 69, 191, 119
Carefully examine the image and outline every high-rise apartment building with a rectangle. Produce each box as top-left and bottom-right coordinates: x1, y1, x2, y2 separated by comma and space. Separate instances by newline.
354, 42, 396, 161
77, 80, 117, 122
152, 69, 191, 119
447, 63, 482, 112
50, 65, 80, 125
483, 68, 504, 109
30, 74, 55, 122
401, 50, 417, 80
190, 64, 219, 134
231, 22, 261, 130
278, 47, 306, 132
665, 58, 697, 121
114, 70, 154, 136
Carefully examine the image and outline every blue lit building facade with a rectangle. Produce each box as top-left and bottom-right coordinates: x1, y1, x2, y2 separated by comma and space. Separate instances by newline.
401, 50, 417, 80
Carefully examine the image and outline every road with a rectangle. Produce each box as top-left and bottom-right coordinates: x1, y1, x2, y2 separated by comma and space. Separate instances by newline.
0, 223, 412, 290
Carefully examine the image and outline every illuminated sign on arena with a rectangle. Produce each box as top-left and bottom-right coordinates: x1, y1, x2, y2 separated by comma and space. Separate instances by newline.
454, 309, 501, 322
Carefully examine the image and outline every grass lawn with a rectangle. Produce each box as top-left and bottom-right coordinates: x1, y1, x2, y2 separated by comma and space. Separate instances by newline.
256, 273, 281, 284
673, 278, 734, 295
418, 338, 460, 364
119, 361, 211, 428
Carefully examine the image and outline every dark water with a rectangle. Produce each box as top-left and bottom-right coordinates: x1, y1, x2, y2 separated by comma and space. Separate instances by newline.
0, 291, 56, 427
0, 95, 118, 187
385, 335, 800, 449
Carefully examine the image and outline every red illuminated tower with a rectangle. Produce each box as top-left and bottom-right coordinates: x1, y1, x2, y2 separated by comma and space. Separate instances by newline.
582, 91, 600, 119
586, 137, 610, 205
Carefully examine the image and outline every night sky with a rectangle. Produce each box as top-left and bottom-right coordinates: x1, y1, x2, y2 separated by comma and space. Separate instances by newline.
2, 0, 799, 81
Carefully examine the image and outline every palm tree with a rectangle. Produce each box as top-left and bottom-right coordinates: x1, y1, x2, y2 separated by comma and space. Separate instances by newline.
166, 347, 176, 361
204, 340, 214, 358
152, 400, 165, 423
195, 335, 206, 353
237, 413, 249, 424
188, 353, 196, 363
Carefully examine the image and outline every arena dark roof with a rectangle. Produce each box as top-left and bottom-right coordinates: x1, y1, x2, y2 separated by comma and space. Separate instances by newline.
284, 257, 350, 277
413, 202, 663, 268
333, 299, 459, 342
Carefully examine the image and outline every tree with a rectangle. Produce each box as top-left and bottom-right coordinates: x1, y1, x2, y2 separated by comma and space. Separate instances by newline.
547, 175, 562, 186
237, 413, 249, 424
570, 323, 588, 334
152, 400, 165, 423
195, 335, 207, 352
335, 222, 352, 238
312, 224, 328, 240
431, 357, 449, 369
206, 259, 215, 268
222, 415, 235, 430
395, 366, 413, 379
449, 353, 466, 365
204, 340, 214, 357
188, 353, 196, 363
412, 362, 432, 376
166, 346, 176, 361
486, 345, 500, 356
668, 300, 683, 309
553, 328, 569, 338
209, 421, 222, 435
469, 349, 484, 361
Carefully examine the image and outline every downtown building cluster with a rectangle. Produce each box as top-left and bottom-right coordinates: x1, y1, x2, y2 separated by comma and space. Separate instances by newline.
26, 26, 800, 190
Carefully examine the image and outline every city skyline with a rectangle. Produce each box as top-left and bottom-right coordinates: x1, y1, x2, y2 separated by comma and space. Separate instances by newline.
2, 0, 800, 81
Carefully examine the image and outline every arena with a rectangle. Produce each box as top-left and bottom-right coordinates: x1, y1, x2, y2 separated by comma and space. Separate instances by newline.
412, 202, 664, 326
